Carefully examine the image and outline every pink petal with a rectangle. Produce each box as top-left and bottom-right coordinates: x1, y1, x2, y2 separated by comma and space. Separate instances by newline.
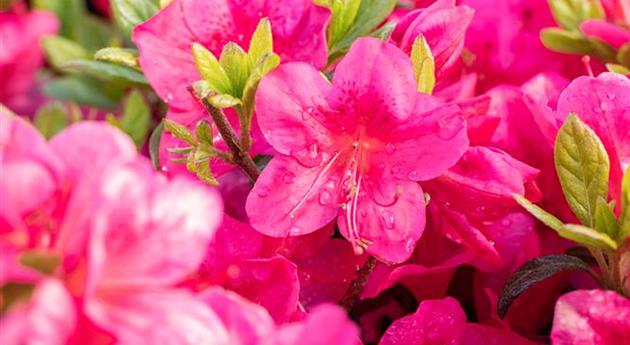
552, 289, 630, 345
84, 160, 223, 290
255, 62, 334, 156
49, 121, 137, 185
390, 1, 474, 77
246, 156, 341, 237
580, 19, 630, 49
337, 178, 426, 264
381, 98, 469, 182
271, 304, 361, 345
329, 38, 418, 127
200, 287, 275, 345
86, 289, 230, 344
1, 279, 76, 345
379, 297, 467, 345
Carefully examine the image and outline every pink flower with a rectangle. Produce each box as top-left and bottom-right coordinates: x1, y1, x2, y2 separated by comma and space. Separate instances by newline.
390, 0, 474, 78
379, 297, 536, 345
551, 289, 630, 345
0, 5, 58, 115
133, 0, 330, 175
247, 38, 469, 263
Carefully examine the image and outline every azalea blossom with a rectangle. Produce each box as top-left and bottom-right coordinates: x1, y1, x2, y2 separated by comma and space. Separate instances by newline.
247, 37, 469, 263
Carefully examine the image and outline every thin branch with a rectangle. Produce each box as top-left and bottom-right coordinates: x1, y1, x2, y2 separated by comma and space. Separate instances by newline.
340, 256, 377, 311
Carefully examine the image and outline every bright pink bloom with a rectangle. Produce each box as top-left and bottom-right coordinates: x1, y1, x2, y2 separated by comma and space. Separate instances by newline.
551, 289, 630, 345
461, 0, 583, 89
390, 0, 474, 78
580, 19, 630, 49
0, 6, 58, 115
379, 297, 535, 345
133, 0, 330, 175
247, 38, 469, 263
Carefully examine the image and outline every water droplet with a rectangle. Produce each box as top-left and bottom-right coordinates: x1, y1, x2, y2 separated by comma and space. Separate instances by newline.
165, 93, 174, 104
592, 106, 602, 113
407, 170, 419, 180
292, 144, 322, 167
437, 117, 461, 140
253, 267, 271, 280
385, 142, 396, 154
306, 107, 314, 114
257, 11, 263, 17
391, 164, 402, 175
237, 34, 244, 41
318, 190, 332, 205
309, 144, 318, 158
606, 93, 616, 100
600, 101, 613, 111
381, 211, 395, 229
501, 218, 512, 226
360, 210, 367, 218
288, 226, 302, 236
282, 172, 296, 184
256, 185, 271, 197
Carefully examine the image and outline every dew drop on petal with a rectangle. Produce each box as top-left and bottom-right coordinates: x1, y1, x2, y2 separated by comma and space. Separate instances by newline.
385, 142, 396, 154
381, 210, 395, 229
256, 185, 271, 197
391, 164, 402, 175
600, 101, 613, 111
282, 172, 296, 184
288, 226, 302, 236
437, 117, 461, 140
318, 190, 332, 205
407, 170, 419, 180
606, 93, 616, 100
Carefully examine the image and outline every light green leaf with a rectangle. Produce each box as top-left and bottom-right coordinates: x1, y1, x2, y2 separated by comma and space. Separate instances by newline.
606, 63, 630, 75
120, 90, 151, 147
554, 114, 610, 228
41, 36, 89, 69
620, 168, 630, 243
192, 43, 232, 95
149, 122, 164, 169
248, 18, 273, 66
34, 103, 69, 139
94, 47, 141, 70
33, 0, 84, 39
241, 53, 280, 119
111, 0, 160, 33
43, 76, 118, 109
514, 194, 564, 231
540, 28, 592, 54
617, 43, 630, 68
559, 224, 618, 250
327, 0, 362, 48
410, 36, 436, 94
220, 43, 251, 98
61, 60, 149, 85
548, 0, 603, 30
163, 119, 196, 146
587, 37, 617, 63
195, 120, 214, 146
593, 197, 618, 238
208, 94, 242, 109
328, 0, 397, 59
159, 0, 173, 8
195, 159, 218, 185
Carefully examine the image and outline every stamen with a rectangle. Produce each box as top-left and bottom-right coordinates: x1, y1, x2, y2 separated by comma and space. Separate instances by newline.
582, 55, 594, 77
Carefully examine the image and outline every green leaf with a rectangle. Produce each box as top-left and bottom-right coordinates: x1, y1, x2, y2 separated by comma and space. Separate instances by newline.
241, 53, 280, 119
111, 0, 160, 33
220, 43, 251, 98
248, 18, 273, 66
554, 114, 610, 228
163, 119, 196, 146
497, 254, 599, 318
540, 28, 592, 54
514, 194, 564, 231
410, 36, 436, 94
208, 94, 242, 109
328, 0, 397, 59
195, 120, 214, 146
33, 0, 84, 39
61, 60, 149, 86
41, 35, 89, 69
43, 76, 118, 109
326, 0, 362, 48
620, 168, 630, 243
119, 90, 151, 147
19, 250, 60, 275
559, 224, 618, 250
587, 37, 617, 63
149, 122, 164, 169
75, 15, 119, 51
593, 197, 618, 238
191, 43, 232, 95
548, 0, 603, 30
34, 103, 69, 139
617, 43, 630, 68
195, 160, 218, 186
606, 63, 630, 75
94, 47, 141, 70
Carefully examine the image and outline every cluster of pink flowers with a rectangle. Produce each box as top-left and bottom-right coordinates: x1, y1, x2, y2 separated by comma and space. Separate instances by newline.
1, 0, 629, 344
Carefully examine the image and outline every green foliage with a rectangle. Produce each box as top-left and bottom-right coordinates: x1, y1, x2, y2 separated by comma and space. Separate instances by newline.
94, 47, 142, 70
61, 60, 149, 86
559, 224, 618, 250
108, 90, 151, 147
410, 36, 436, 94
111, 0, 160, 34
547, 0, 604, 31
34, 102, 69, 139
554, 114, 610, 228
41, 36, 90, 69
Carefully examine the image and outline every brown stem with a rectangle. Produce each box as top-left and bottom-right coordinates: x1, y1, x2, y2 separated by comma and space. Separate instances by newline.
340, 256, 377, 311
201, 99, 260, 181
